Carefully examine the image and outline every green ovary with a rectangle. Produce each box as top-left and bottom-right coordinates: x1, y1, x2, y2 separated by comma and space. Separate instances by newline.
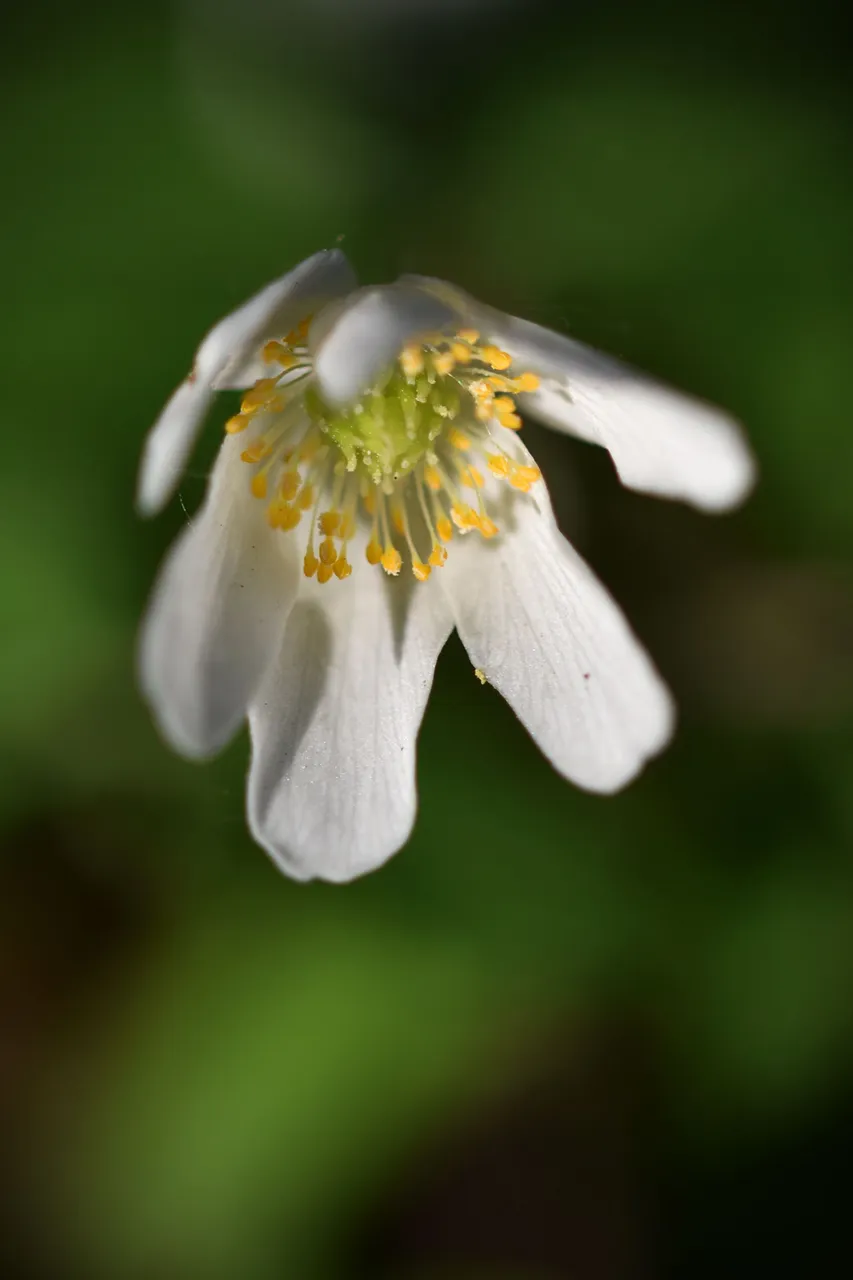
309, 368, 462, 485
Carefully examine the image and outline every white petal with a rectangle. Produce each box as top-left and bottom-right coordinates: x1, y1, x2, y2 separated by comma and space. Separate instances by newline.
504, 319, 755, 511
403, 276, 755, 512
247, 567, 453, 882
136, 376, 215, 518
139, 433, 299, 758
312, 284, 455, 408
137, 249, 355, 515
209, 249, 357, 390
439, 475, 675, 792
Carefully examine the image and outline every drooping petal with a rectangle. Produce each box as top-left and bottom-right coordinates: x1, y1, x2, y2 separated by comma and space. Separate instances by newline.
312, 284, 456, 408
136, 377, 216, 518
439, 470, 675, 793
402, 275, 755, 512
138, 431, 299, 759
137, 249, 356, 515
247, 566, 453, 882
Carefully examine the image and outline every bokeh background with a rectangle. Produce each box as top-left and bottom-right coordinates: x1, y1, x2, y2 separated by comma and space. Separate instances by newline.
2, 0, 852, 1276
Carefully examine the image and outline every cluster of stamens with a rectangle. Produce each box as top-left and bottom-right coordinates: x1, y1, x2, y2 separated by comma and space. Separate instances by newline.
224, 317, 541, 585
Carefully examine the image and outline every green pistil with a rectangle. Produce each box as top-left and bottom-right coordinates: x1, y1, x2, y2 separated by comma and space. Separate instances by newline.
309, 367, 462, 484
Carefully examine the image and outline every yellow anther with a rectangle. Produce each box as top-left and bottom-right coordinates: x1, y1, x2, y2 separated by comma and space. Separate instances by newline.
334, 557, 352, 580
495, 395, 523, 430
424, 465, 442, 491
241, 440, 269, 463
479, 516, 499, 538
241, 377, 280, 411
317, 563, 335, 584
391, 506, 405, 535
285, 316, 311, 345
514, 371, 540, 392
432, 350, 455, 376
412, 561, 431, 582
319, 511, 340, 536
487, 375, 510, 391
436, 516, 453, 542
381, 546, 403, 575
517, 464, 541, 485
262, 340, 296, 367
474, 668, 488, 685
450, 341, 472, 364
225, 413, 250, 434
474, 399, 494, 423
303, 552, 318, 578
319, 537, 338, 566
428, 545, 447, 567
448, 428, 471, 450
452, 503, 478, 531
468, 466, 484, 489
480, 345, 512, 371
266, 499, 287, 528
278, 505, 301, 531
363, 490, 376, 516
298, 485, 315, 510
400, 344, 425, 377
250, 473, 268, 499
457, 328, 480, 343
280, 471, 300, 501
366, 537, 383, 565
487, 454, 510, 477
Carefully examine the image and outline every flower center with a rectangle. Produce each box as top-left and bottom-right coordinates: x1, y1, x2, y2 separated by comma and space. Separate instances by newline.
223, 320, 542, 584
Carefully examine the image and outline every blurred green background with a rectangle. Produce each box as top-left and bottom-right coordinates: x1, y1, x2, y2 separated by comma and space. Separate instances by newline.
2, 0, 852, 1276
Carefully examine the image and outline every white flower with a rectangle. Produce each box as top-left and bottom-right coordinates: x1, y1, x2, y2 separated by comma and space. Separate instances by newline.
138, 249, 755, 882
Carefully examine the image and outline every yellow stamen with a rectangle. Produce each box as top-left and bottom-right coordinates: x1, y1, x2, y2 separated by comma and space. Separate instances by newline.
319, 537, 337, 566
334, 557, 352, 580
514, 371, 540, 392
278, 505, 301, 531
262, 340, 296, 368
317, 563, 335, 584
450, 341, 472, 363
303, 551, 318, 578
250, 473, 268, 499
457, 328, 479, 343
428, 545, 447, 567
241, 377, 280, 411
412, 561, 431, 582
380, 546, 402, 575
297, 484, 315, 510
400, 344, 425, 377
448, 428, 471, 450
280, 471, 300, 501
366, 537, 383, 565
487, 454, 510, 477
479, 344, 512, 371
436, 516, 453, 542
225, 413, 250, 434
424, 465, 442, 491
241, 440, 269, 463
432, 350, 455, 376
319, 511, 340, 536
